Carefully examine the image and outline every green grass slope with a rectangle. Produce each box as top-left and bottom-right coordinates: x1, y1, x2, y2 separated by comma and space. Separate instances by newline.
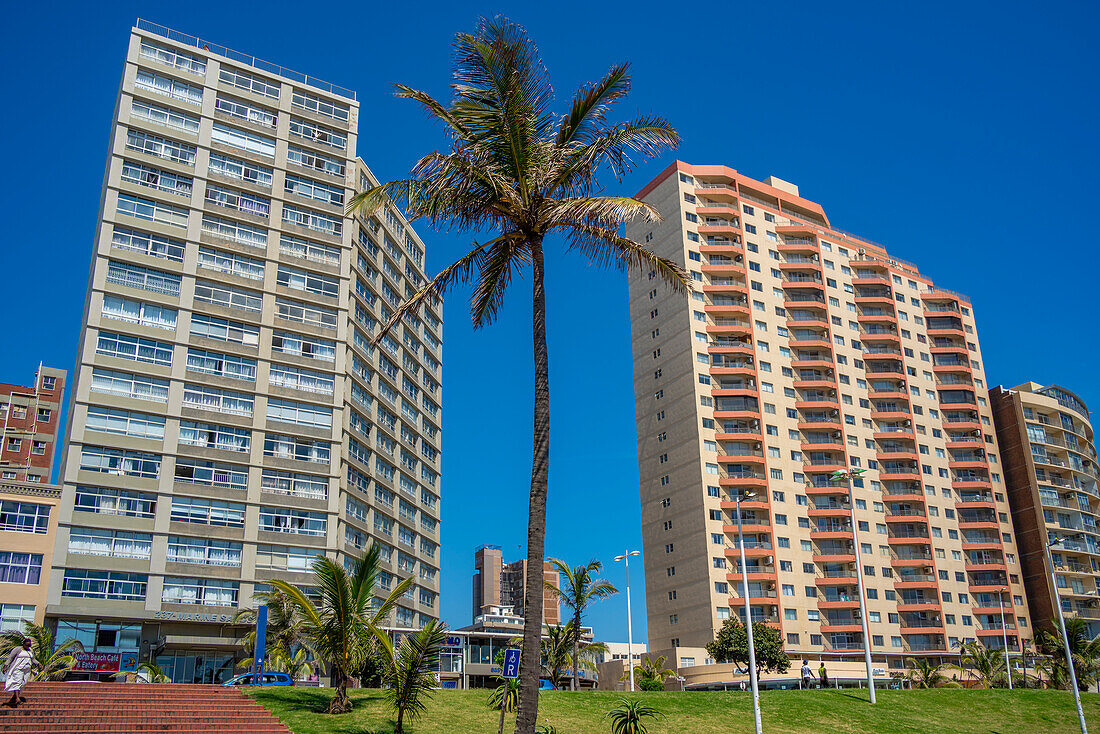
249, 687, 1100, 734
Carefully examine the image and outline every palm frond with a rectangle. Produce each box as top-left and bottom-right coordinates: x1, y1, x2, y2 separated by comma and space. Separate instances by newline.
555, 62, 631, 148
561, 221, 689, 293
469, 236, 531, 328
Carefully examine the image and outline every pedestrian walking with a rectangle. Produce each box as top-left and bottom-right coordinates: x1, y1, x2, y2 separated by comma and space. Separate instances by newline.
800, 659, 816, 689
819, 663, 829, 689
3, 638, 41, 707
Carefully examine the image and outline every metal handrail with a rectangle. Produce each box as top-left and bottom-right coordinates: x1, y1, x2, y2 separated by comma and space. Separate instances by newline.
135, 19, 357, 100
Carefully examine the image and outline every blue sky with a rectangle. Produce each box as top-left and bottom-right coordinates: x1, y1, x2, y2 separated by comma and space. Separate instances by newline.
1, 1, 1096, 645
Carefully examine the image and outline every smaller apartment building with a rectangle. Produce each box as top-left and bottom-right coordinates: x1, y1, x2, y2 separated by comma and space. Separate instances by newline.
0, 367, 67, 484
0, 479, 61, 631
992, 383, 1100, 637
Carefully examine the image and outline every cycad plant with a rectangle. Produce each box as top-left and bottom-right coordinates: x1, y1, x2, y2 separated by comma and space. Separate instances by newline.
546, 559, 616, 690
957, 640, 1005, 688
490, 676, 522, 734
605, 698, 661, 734
270, 543, 412, 712
348, 16, 684, 732
373, 620, 448, 734
1, 622, 82, 680
621, 655, 676, 689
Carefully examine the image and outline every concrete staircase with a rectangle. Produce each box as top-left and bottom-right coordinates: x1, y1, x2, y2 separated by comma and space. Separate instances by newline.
0, 682, 293, 733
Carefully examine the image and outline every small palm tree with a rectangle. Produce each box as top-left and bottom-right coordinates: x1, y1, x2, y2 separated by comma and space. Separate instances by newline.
490, 676, 522, 734
547, 559, 617, 690
137, 661, 171, 683
270, 543, 412, 713
348, 18, 685, 732
231, 586, 315, 669
270, 645, 312, 680
1, 623, 82, 680
1037, 617, 1100, 691
529, 622, 607, 690
605, 698, 661, 734
373, 620, 448, 734
958, 640, 1005, 688
905, 657, 946, 689
621, 655, 676, 688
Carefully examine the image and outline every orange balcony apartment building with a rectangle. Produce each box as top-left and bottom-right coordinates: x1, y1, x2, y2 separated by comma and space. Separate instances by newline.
627, 162, 1030, 678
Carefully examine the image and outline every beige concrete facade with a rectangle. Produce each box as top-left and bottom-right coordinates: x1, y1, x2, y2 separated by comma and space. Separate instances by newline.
991, 383, 1100, 637
0, 480, 61, 631
47, 21, 441, 680
627, 162, 1030, 672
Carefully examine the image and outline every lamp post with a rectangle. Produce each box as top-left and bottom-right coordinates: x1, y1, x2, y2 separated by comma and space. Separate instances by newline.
828, 469, 876, 704
998, 587, 1012, 690
613, 550, 641, 692
733, 488, 763, 734
1046, 536, 1088, 734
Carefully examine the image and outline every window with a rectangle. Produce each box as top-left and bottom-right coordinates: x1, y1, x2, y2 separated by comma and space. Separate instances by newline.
186, 349, 256, 381
0, 502, 50, 534
205, 183, 270, 217
0, 605, 35, 633
283, 205, 341, 236
267, 398, 332, 428
182, 384, 254, 417
208, 153, 273, 187
288, 145, 345, 176
259, 507, 327, 536
163, 577, 239, 607
62, 570, 147, 601
178, 421, 251, 452
175, 457, 248, 490
194, 280, 262, 312
289, 117, 347, 150
129, 99, 199, 135
214, 94, 276, 128
112, 227, 185, 262
68, 528, 152, 560
219, 66, 279, 97
75, 486, 155, 519
272, 331, 336, 362
170, 496, 245, 527
166, 537, 242, 567
120, 160, 192, 196
201, 214, 267, 248
135, 68, 202, 104
211, 122, 276, 157
190, 313, 259, 346
106, 259, 181, 295
79, 445, 160, 478
86, 406, 165, 440
285, 174, 344, 206
261, 469, 328, 500
277, 265, 339, 297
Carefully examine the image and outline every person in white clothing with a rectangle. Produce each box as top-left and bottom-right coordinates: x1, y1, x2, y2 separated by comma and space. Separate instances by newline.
3, 638, 41, 707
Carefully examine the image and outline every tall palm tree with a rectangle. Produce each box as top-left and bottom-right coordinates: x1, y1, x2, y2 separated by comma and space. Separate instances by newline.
905, 657, 946, 689
546, 559, 617, 690
1037, 616, 1100, 691
1, 622, 82, 680
348, 17, 684, 732
271, 543, 412, 713
373, 620, 448, 734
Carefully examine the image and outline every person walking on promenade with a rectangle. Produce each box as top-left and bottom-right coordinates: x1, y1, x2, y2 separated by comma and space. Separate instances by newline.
801, 660, 816, 689
3, 638, 41, 707
819, 663, 829, 689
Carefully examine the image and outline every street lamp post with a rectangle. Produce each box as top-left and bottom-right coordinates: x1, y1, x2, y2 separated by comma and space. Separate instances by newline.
998, 587, 1012, 690
613, 550, 641, 692
828, 469, 876, 704
1046, 536, 1088, 734
734, 489, 763, 734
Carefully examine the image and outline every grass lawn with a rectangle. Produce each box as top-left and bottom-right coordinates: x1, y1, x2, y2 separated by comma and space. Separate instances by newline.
249, 686, 1100, 734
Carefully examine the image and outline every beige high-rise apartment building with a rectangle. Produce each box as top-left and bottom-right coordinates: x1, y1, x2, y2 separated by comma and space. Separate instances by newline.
991, 383, 1100, 637
47, 21, 442, 682
628, 161, 1029, 672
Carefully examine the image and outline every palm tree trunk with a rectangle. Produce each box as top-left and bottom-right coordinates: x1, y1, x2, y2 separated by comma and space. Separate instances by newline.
515, 236, 548, 734
572, 610, 580, 691
396, 707, 404, 734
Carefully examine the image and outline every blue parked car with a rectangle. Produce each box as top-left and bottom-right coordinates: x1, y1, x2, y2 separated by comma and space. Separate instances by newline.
538, 679, 557, 691
224, 672, 296, 687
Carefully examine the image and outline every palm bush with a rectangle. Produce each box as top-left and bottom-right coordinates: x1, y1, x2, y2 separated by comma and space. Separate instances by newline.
270, 543, 412, 712
621, 654, 676, 689
605, 698, 661, 734
348, 16, 684, 731
1036, 617, 1100, 691
137, 661, 170, 683
490, 676, 522, 734
1, 622, 82, 680
957, 640, 1005, 688
905, 657, 946, 689
373, 620, 448, 734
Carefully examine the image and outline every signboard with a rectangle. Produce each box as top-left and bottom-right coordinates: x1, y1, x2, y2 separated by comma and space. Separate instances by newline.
444, 636, 463, 648
872, 668, 887, 677
73, 652, 138, 673
252, 605, 269, 681
502, 648, 521, 679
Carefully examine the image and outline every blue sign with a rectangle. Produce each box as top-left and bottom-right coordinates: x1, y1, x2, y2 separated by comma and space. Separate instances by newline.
252, 605, 268, 680
502, 648, 521, 679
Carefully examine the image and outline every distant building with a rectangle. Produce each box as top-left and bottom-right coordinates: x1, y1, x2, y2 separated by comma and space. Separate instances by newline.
0, 479, 62, 630
991, 382, 1100, 637
473, 544, 560, 625
0, 366, 66, 484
